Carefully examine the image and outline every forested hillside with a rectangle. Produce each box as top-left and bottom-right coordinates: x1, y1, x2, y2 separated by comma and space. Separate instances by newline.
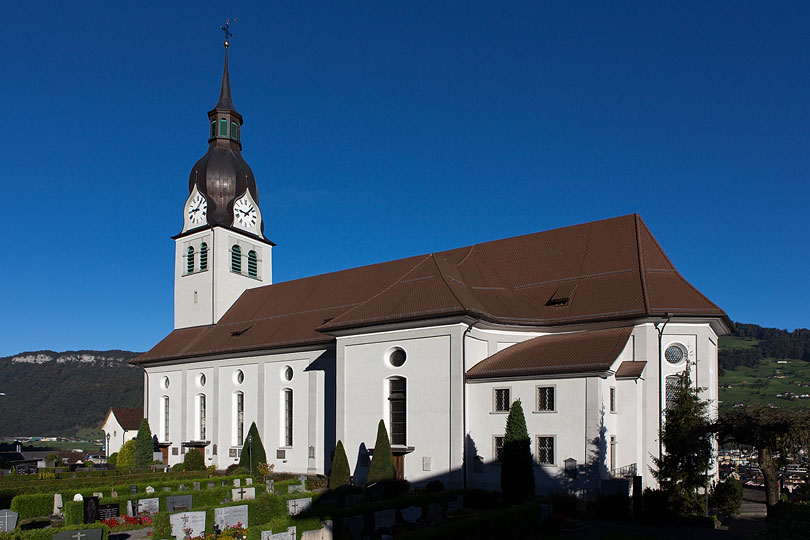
0, 350, 142, 437
719, 323, 810, 373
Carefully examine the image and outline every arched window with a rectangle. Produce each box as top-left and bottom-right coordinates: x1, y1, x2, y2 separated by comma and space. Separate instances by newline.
248, 250, 258, 277
234, 391, 244, 446
389, 377, 406, 445
200, 243, 208, 271
231, 245, 241, 273
231, 121, 238, 141
197, 394, 206, 440
665, 375, 681, 410
186, 246, 195, 274
219, 118, 228, 137
210, 120, 216, 138
161, 396, 170, 442
283, 389, 293, 447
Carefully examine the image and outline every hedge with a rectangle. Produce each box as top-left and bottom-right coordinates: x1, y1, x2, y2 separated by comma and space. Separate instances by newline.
0, 523, 108, 540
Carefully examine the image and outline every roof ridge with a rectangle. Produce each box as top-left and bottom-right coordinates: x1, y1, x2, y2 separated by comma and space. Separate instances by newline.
634, 214, 651, 314
431, 253, 472, 314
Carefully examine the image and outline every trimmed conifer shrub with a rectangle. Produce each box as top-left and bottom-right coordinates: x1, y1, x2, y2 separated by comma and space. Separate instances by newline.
500, 399, 534, 504
238, 422, 268, 472
134, 419, 154, 469
366, 420, 396, 484
117, 440, 136, 469
328, 440, 351, 489
183, 448, 205, 471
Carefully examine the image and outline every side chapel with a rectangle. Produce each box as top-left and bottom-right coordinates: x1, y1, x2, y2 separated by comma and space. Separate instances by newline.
133, 40, 731, 493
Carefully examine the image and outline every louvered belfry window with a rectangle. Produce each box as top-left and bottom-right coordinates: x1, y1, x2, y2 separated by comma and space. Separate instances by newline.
231, 245, 241, 273
389, 378, 406, 445
200, 243, 208, 271
187, 246, 195, 274
248, 250, 258, 277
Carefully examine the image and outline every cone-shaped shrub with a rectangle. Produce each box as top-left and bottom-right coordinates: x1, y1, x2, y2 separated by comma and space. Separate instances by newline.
366, 420, 396, 484
183, 447, 206, 471
500, 399, 534, 504
328, 440, 351, 489
238, 422, 268, 472
135, 419, 154, 469
117, 440, 136, 469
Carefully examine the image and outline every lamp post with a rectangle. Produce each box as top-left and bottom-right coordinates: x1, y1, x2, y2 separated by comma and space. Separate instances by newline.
106, 433, 111, 459
246, 434, 253, 476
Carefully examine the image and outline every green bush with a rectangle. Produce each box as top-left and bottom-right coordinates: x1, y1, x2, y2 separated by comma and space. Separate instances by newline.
135, 419, 154, 469
152, 511, 172, 540
10, 493, 54, 520
183, 449, 206, 471
117, 440, 136, 469
328, 441, 351, 489
366, 420, 395, 484
713, 476, 743, 516
107, 452, 118, 467
0, 522, 109, 540
238, 422, 267, 473
500, 399, 534, 504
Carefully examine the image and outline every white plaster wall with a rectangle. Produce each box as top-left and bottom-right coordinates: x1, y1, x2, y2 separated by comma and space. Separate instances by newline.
212, 230, 272, 323
101, 417, 137, 455
145, 369, 183, 464
174, 230, 214, 329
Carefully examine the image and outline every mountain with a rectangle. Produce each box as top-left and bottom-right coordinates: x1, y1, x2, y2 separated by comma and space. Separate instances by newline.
0, 350, 143, 437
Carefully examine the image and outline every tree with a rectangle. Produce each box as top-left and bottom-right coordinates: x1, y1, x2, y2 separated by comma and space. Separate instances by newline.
183, 448, 206, 471
718, 406, 810, 513
652, 362, 712, 513
712, 476, 742, 516
328, 440, 351, 489
117, 440, 136, 469
366, 420, 396, 484
135, 419, 154, 469
238, 422, 267, 473
500, 399, 534, 504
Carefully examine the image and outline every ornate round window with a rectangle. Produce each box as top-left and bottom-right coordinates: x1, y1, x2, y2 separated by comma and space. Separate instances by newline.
283, 366, 293, 382
387, 347, 407, 368
198, 373, 206, 388
161, 376, 170, 390
233, 369, 244, 385
664, 344, 686, 365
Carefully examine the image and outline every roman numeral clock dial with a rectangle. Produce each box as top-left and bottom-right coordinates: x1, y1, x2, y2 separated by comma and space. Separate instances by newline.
234, 197, 257, 228
188, 193, 207, 225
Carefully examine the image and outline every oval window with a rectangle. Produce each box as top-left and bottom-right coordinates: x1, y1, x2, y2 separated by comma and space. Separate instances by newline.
234, 369, 244, 385
387, 348, 407, 368
665, 344, 686, 365
198, 373, 206, 388
283, 366, 293, 382
161, 376, 170, 390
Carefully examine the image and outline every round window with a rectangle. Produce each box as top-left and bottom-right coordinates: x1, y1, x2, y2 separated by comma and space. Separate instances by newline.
161, 376, 170, 390
388, 348, 407, 368
234, 369, 244, 385
664, 344, 686, 365
283, 366, 293, 382
198, 373, 206, 388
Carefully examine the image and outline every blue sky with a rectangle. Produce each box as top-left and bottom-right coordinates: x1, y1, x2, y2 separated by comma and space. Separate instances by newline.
1, 2, 808, 356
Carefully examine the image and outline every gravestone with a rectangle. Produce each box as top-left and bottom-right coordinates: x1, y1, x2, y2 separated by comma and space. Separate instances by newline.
221, 480, 228, 487
232, 487, 255, 501
73, 494, 83, 502
245, 477, 252, 485
162, 487, 172, 492
207, 482, 216, 490
92, 492, 103, 499
179, 484, 187, 491
265, 479, 274, 493
426, 503, 443, 524
214, 504, 248, 531
145, 486, 155, 494
287, 484, 305, 494
538, 503, 552, 522
110, 489, 118, 498
260, 526, 296, 540
401, 506, 421, 523
52, 529, 103, 540
53, 494, 64, 517
166, 495, 194, 512
374, 509, 395, 532
98, 504, 120, 521
233, 478, 241, 487
170, 511, 206, 540
126, 500, 134, 518
286, 497, 312, 516
447, 495, 462, 513
343, 515, 364, 540
298, 474, 307, 483
83, 496, 99, 524
137, 497, 159, 515
0, 509, 19, 532
301, 521, 332, 540
193, 482, 201, 491
129, 485, 138, 495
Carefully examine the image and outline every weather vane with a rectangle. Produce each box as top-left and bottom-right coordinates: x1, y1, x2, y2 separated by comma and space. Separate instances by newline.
220, 18, 237, 46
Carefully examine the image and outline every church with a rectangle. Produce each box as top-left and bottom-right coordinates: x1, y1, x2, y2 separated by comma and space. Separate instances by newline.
133, 41, 731, 494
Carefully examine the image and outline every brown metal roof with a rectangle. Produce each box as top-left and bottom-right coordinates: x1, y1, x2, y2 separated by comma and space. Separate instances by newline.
109, 407, 144, 431
615, 361, 647, 379
466, 327, 633, 379
135, 214, 728, 365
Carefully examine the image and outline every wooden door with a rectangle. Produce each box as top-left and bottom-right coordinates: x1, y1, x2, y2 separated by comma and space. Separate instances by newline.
393, 455, 404, 480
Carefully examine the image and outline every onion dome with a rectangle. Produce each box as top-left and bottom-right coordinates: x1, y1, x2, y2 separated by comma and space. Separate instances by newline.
187, 41, 263, 234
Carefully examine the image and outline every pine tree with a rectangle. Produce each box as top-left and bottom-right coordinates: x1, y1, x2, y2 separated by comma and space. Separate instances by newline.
134, 419, 154, 469
366, 420, 396, 484
238, 422, 267, 472
652, 361, 712, 513
328, 440, 351, 489
183, 448, 205, 471
500, 399, 534, 504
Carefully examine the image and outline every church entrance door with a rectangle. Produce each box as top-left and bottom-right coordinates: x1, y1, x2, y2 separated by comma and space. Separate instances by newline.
393, 455, 404, 480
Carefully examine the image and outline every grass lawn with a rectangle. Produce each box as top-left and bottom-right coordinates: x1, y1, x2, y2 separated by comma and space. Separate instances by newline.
718, 336, 760, 349
719, 357, 810, 409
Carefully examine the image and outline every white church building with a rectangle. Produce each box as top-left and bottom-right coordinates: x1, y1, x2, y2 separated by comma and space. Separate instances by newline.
133, 42, 731, 494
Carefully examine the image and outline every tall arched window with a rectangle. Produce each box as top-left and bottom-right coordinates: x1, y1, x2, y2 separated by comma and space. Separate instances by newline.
389, 378, 406, 445
200, 243, 208, 271
186, 246, 195, 274
234, 391, 244, 446
219, 118, 228, 136
160, 396, 170, 442
231, 245, 241, 273
283, 389, 293, 447
197, 394, 206, 440
248, 250, 258, 277
665, 375, 681, 410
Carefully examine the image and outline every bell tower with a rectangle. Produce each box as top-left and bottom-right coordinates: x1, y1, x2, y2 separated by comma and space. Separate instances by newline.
173, 35, 274, 329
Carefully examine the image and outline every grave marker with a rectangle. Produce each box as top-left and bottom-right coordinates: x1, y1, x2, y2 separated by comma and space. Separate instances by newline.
232, 487, 255, 501
162, 487, 172, 492
53, 494, 64, 517
342, 515, 364, 540
286, 497, 312, 516
170, 511, 206, 540
110, 489, 118, 498
260, 526, 296, 540
0, 510, 19, 532
98, 504, 120, 521
401, 506, 421, 523
129, 485, 138, 495
52, 529, 103, 540
137, 497, 159, 515
83, 496, 99, 524
265, 479, 274, 493
145, 486, 155, 494
207, 481, 216, 489
179, 484, 187, 491
73, 494, 83, 502
166, 495, 193, 512
245, 477, 253, 485
233, 478, 241, 487
214, 504, 248, 532
92, 492, 103, 499
193, 482, 201, 491
374, 509, 395, 532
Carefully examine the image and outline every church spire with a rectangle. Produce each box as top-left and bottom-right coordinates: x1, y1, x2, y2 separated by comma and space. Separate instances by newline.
214, 42, 236, 113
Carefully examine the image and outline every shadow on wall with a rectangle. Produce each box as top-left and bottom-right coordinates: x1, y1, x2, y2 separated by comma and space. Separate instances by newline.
304, 350, 336, 474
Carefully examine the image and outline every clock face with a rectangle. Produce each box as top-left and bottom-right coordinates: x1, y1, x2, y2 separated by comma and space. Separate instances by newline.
234, 197, 258, 228
187, 193, 207, 225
